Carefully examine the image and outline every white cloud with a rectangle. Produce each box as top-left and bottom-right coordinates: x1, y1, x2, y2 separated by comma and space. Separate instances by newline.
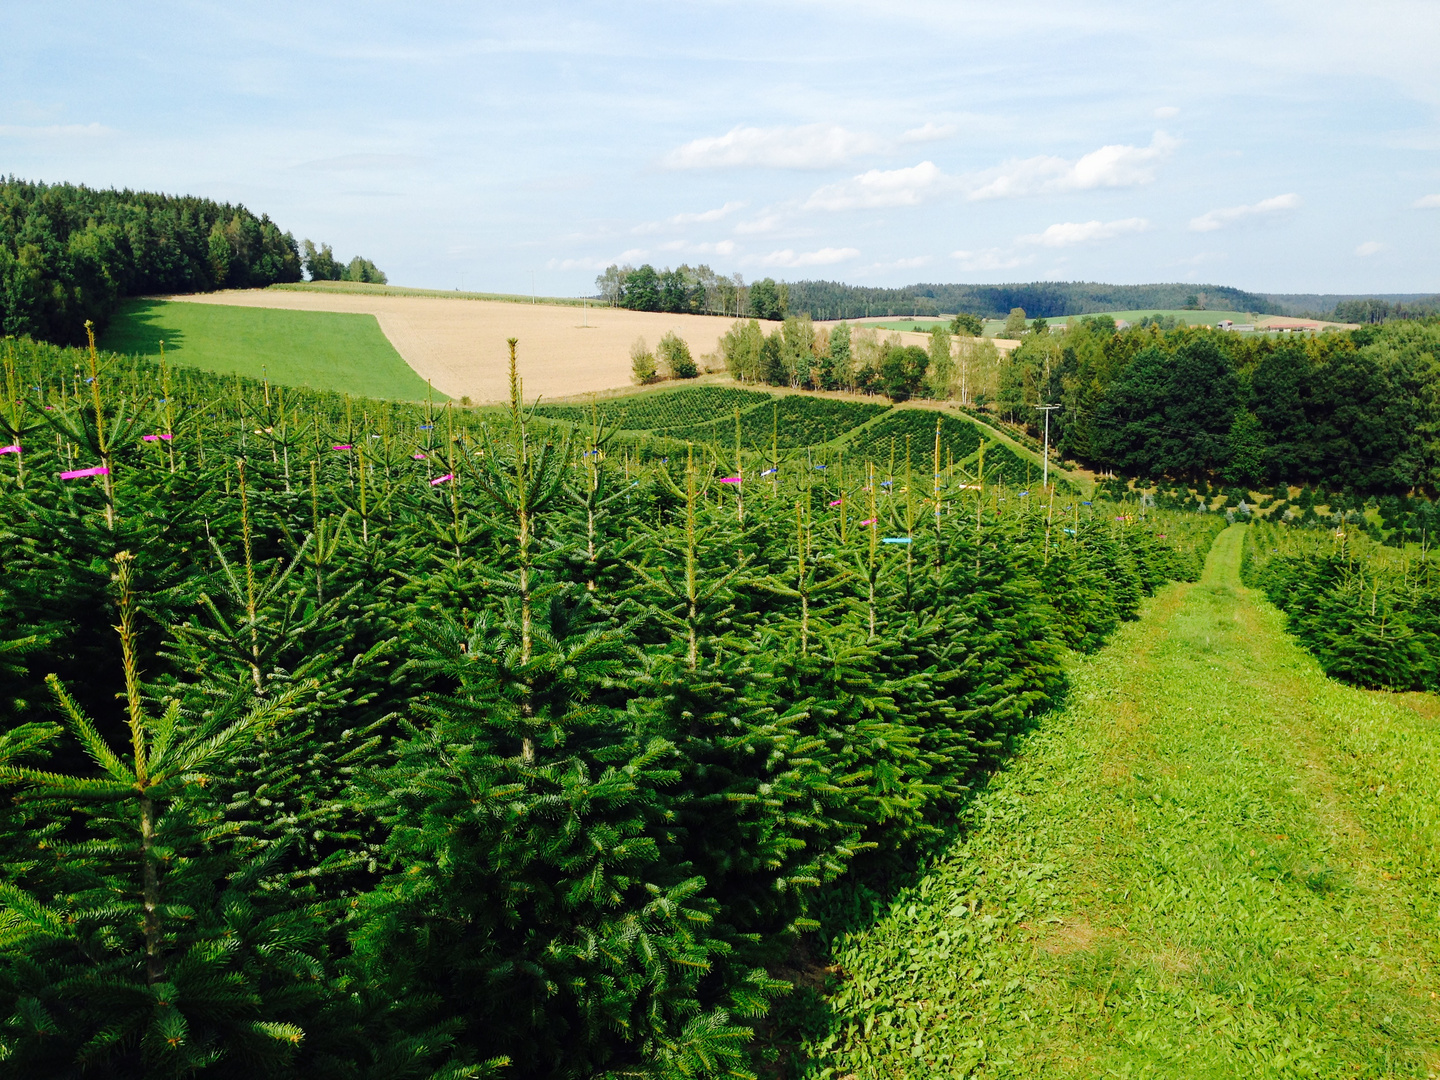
0, 122, 113, 138
663, 124, 884, 169
734, 213, 783, 235
966, 132, 1177, 200
951, 248, 1031, 272
753, 246, 860, 268
658, 239, 736, 256
1018, 217, 1151, 247
1189, 192, 1300, 231
1355, 240, 1386, 256
670, 200, 746, 224
1413, 193, 1440, 208
298, 153, 423, 171
547, 256, 611, 271
1154, 106, 1180, 119
804, 161, 950, 211
900, 122, 957, 143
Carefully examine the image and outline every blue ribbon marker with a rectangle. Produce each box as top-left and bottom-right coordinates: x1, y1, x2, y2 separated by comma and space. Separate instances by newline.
881, 537, 912, 544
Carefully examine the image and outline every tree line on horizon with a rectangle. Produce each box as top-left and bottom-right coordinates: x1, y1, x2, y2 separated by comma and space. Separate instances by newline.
1001, 317, 1440, 493
596, 262, 789, 319
704, 308, 1440, 494
0, 178, 384, 345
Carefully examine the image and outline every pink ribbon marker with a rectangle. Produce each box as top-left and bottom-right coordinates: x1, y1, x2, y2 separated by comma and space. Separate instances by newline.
412, 451, 427, 459
332, 443, 353, 451
0, 445, 20, 455
719, 476, 742, 483
828, 498, 842, 506
860, 517, 877, 526
60, 466, 109, 479
430, 473, 454, 485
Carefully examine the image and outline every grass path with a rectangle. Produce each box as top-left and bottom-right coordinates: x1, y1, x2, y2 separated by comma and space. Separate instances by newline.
801, 525, 1440, 1078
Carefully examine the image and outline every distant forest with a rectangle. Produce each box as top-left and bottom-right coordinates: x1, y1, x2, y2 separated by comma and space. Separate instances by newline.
596, 264, 1440, 325
781, 280, 1281, 320
0, 178, 383, 346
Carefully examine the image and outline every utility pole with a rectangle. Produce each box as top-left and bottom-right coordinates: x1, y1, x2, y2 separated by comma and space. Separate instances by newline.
1034, 403, 1061, 489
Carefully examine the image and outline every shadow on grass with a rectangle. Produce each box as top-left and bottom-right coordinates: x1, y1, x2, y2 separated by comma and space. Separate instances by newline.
753, 692, 1062, 1077
98, 299, 187, 357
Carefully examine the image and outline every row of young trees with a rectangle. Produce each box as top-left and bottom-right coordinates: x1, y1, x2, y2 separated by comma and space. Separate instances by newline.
0, 331, 1210, 1078
1243, 520, 1440, 690
0, 178, 382, 346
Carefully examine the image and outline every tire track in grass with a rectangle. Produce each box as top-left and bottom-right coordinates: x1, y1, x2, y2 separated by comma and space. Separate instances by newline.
800, 525, 1440, 1079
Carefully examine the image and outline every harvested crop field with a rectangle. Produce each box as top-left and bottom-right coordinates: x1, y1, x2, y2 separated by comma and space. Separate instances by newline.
160, 289, 747, 403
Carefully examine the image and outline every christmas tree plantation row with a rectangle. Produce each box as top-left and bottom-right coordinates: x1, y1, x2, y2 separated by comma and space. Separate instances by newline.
0, 335, 1221, 1079
1243, 519, 1440, 691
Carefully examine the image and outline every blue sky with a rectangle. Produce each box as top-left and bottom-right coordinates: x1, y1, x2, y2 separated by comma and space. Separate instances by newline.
4, 0, 1439, 297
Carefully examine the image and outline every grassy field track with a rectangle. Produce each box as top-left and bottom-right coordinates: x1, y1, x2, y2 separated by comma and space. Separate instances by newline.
800, 525, 1440, 1078
101, 298, 443, 401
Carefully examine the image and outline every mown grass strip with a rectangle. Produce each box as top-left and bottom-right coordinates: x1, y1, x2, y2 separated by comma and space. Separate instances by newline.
796, 524, 1440, 1079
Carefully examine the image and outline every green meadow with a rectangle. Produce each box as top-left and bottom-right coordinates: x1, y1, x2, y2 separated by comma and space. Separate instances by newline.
100, 298, 444, 401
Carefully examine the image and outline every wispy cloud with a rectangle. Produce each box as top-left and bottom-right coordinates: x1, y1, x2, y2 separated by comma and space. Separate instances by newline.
734, 213, 784, 235
547, 256, 611, 271
663, 124, 884, 169
951, 248, 1031, 272
804, 161, 949, 211
632, 200, 747, 235
663, 120, 957, 170
1355, 240, 1386, 256
752, 246, 860, 268
1189, 192, 1300, 231
657, 238, 736, 256
1414, 193, 1440, 208
0, 122, 113, 138
966, 132, 1177, 200
297, 153, 425, 170
1153, 106, 1180, 119
669, 200, 746, 224
1018, 217, 1151, 247
899, 122, 956, 143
